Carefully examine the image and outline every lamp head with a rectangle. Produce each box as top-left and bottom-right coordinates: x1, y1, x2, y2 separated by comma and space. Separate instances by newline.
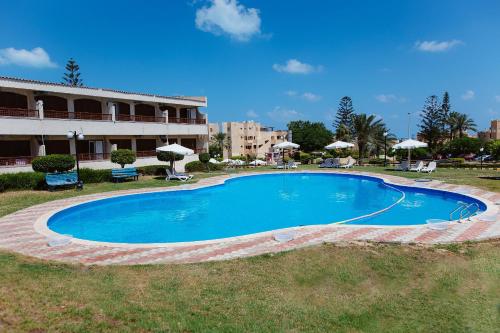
77, 133, 85, 140
66, 131, 74, 139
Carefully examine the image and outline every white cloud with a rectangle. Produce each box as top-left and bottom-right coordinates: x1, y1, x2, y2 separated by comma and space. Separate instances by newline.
461, 90, 475, 100
0, 47, 57, 68
195, 0, 261, 41
414, 40, 464, 52
285, 90, 297, 96
246, 109, 259, 118
495, 95, 500, 102
273, 59, 322, 74
301, 92, 321, 102
375, 94, 406, 103
267, 106, 303, 122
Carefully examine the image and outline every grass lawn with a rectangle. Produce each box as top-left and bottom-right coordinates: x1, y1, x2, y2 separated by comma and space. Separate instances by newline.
0, 166, 499, 332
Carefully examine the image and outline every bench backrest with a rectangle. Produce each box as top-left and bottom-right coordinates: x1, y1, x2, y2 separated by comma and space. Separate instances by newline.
112, 167, 137, 175
46, 171, 77, 185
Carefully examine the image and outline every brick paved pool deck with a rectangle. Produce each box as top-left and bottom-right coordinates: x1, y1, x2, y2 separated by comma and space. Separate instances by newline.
0, 170, 499, 265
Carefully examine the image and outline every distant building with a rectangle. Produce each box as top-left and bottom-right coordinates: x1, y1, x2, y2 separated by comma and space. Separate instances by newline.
208, 123, 220, 141
490, 120, 500, 140
222, 121, 287, 159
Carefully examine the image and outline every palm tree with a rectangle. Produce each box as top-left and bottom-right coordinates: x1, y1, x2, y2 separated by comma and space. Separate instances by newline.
448, 112, 477, 138
352, 114, 387, 163
210, 132, 230, 156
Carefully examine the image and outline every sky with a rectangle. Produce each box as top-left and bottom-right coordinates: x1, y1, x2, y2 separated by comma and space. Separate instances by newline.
1, 0, 500, 138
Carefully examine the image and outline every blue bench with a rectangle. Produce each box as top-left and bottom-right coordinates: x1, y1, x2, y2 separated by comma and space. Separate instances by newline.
111, 167, 139, 182
46, 171, 78, 191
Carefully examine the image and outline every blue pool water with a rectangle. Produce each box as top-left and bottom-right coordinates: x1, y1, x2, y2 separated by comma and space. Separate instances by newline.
48, 173, 486, 243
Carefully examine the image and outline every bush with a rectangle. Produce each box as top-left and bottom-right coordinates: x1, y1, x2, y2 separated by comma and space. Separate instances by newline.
32, 154, 75, 173
199, 152, 210, 163
442, 137, 481, 157
157, 151, 184, 169
111, 149, 136, 168
368, 158, 385, 165
137, 165, 168, 176
185, 161, 224, 172
294, 152, 311, 164
78, 168, 112, 183
447, 157, 465, 164
486, 140, 500, 161
0, 172, 45, 191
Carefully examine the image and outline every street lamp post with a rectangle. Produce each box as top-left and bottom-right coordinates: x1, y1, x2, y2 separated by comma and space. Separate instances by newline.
480, 147, 484, 170
67, 130, 85, 190
383, 131, 388, 167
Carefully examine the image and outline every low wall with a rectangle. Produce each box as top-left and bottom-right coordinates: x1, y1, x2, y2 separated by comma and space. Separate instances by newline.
0, 154, 199, 174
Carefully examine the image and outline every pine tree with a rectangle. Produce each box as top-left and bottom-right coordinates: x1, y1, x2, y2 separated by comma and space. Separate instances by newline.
419, 95, 443, 151
62, 58, 83, 87
333, 96, 355, 140
440, 91, 452, 139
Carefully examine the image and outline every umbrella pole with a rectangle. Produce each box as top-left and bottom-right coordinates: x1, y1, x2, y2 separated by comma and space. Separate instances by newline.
407, 148, 411, 171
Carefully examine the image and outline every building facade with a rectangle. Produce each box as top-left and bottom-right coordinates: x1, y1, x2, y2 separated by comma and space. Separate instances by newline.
0, 77, 209, 172
222, 121, 287, 159
489, 120, 500, 140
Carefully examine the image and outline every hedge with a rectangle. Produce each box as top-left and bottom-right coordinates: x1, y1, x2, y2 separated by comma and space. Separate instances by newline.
0, 172, 46, 192
78, 168, 112, 183
32, 154, 75, 173
185, 161, 224, 172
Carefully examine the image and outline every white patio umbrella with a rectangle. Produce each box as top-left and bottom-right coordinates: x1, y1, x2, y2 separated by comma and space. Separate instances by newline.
393, 139, 427, 167
249, 159, 266, 166
209, 158, 220, 164
325, 140, 355, 150
156, 143, 194, 171
274, 141, 300, 162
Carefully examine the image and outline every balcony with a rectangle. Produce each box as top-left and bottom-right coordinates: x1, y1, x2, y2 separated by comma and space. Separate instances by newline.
117, 114, 165, 123
169, 118, 207, 125
0, 107, 39, 118
0, 155, 35, 167
44, 110, 112, 121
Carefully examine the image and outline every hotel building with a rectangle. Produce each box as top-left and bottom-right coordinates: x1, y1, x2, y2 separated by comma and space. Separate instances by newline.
221, 121, 288, 159
0, 77, 209, 172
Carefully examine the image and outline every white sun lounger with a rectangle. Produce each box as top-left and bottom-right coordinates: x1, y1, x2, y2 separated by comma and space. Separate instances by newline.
339, 158, 356, 169
421, 161, 437, 173
395, 160, 409, 171
166, 169, 193, 181
410, 160, 424, 172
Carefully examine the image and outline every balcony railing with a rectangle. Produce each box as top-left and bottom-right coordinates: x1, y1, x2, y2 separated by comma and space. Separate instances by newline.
0, 156, 35, 166
136, 150, 157, 158
169, 118, 207, 125
116, 114, 166, 123
0, 107, 39, 118
44, 110, 112, 121
77, 152, 111, 161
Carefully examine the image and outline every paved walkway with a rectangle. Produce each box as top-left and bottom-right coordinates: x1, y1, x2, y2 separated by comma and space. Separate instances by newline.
0, 170, 499, 265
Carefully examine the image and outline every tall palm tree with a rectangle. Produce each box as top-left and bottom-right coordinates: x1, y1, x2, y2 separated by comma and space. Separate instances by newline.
210, 132, 230, 156
448, 112, 477, 138
352, 114, 387, 163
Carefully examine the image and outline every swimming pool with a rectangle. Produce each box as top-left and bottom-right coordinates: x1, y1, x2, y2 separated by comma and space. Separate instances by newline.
47, 173, 486, 244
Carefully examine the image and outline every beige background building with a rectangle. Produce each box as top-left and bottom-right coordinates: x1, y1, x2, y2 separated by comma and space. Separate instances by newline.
221, 121, 287, 159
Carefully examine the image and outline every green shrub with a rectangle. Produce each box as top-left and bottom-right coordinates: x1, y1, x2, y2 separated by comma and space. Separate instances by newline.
199, 152, 210, 163
32, 154, 75, 173
231, 156, 247, 161
157, 151, 184, 170
137, 165, 167, 176
185, 161, 223, 172
78, 168, 112, 183
0, 172, 45, 191
442, 137, 481, 157
111, 149, 136, 168
448, 157, 465, 164
368, 158, 385, 165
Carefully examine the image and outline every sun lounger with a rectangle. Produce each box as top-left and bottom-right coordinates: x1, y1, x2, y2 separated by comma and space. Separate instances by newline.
166, 169, 192, 181
339, 158, 356, 169
395, 160, 409, 171
174, 170, 193, 180
287, 161, 298, 169
421, 161, 437, 173
319, 158, 333, 168
409, 160, 424, 172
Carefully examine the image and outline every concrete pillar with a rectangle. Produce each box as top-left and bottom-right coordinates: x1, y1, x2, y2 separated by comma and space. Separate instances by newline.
38, 144, 46, 156
130, 103, 135, 116
108, 103, 116, 122
67, 98, 75, 115
175, 107, 180, 120
36, 100, 44, 119
111, 144, 118, 151
131, 138, 137, 152
69, 139, 76, 155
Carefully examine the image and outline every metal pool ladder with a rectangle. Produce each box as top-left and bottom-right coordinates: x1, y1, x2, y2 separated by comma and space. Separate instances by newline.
449, 201, 480, 222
